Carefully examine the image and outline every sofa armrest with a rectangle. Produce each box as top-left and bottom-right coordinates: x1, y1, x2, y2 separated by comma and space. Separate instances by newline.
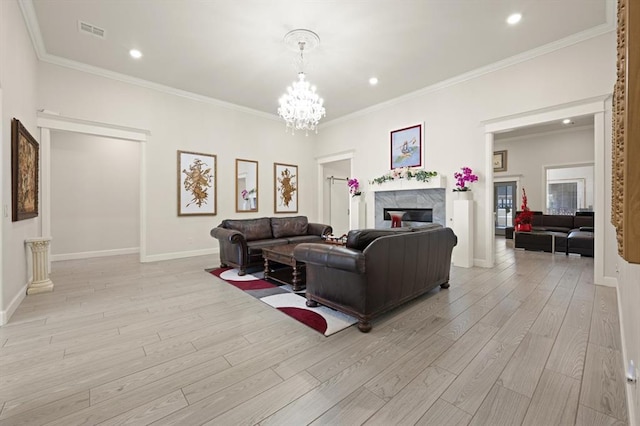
307, 222, 333, 237
294, 243, 365, 274
210, 227, 246, 245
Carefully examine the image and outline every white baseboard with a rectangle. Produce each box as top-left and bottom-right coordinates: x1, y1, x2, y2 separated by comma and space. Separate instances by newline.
474, 258, 493, 268
613, 275, 636, 426
0, 282, 28, 326
599, 276, 618, 288
51, 247, 139, 262
141, 248, 218, 263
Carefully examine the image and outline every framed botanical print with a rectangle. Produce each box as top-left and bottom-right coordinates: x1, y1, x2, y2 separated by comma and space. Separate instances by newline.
390, 124, 422, 169
493, 150, 507, 172
178, 150, 217, 216
274, 162, 298, 213
11, 118, 39, 222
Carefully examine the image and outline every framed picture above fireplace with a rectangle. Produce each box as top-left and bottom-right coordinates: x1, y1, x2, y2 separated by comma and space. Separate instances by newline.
390, 124, 422, 169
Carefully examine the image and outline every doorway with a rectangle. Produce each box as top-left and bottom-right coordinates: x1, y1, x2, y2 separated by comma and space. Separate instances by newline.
494, 181, 517, 235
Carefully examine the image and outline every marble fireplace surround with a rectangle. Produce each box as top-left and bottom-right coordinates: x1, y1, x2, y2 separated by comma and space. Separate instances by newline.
366, 176, 447, 229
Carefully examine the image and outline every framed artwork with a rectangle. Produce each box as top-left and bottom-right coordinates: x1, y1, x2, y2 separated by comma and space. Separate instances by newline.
11, 118, 39, 222
390, 124, 422, 169
493, 150, 507, 172
177, 150, 217, 216
274, 163, 298, 213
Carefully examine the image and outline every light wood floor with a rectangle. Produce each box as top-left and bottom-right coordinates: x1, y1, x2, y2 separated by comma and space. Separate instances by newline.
0, 239, 628, 425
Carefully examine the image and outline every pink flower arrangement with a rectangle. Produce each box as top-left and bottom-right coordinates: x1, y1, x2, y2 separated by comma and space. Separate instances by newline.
347, 178, 362, 197
453, 167, 478, 191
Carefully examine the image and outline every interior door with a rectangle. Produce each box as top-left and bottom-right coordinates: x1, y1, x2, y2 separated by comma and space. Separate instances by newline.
494, 181, 517, 235
329, 177, 350, 236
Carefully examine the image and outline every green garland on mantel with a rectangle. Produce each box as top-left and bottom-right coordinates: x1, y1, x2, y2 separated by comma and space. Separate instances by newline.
370, 168, 438, 185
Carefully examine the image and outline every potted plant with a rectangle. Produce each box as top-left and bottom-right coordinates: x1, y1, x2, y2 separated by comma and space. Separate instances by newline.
453, 167, 478, 192
347, 178, 362, 197
515, 188, 533, 231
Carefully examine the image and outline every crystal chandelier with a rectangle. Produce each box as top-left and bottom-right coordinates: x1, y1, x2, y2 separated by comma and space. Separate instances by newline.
277, 29, 326, 135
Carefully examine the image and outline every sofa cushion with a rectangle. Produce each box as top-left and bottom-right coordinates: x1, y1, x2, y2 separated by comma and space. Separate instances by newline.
286, 235, 323, 244
346, 228, 411, 251
271, 216, 308, 238
409, 223, 442, 232
574, 215, 594, 228
542, 215, 575, 229
223, 217, 272, 241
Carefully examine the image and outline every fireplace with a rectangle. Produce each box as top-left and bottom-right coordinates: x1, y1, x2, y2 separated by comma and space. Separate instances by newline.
375, 188, 445, 228
383, 208, 433, 223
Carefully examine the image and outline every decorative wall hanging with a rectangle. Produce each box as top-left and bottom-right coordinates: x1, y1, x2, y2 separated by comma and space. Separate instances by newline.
612, 0, 639, 263
493, 150, 507, 172
274, 163, 298, 213
177, 150, 217, 216
390, 124, 422, 169
11, 118, 39, 221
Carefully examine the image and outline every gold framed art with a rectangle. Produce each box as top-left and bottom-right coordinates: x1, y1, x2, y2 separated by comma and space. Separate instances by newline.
11, 118, 39, 222
177, 150, 217, 216
274, 162, 298, 214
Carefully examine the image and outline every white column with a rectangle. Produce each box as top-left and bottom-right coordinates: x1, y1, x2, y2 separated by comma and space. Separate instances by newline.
350, 197, 366, 230
25, 238, 54, 294
452, 199, 474, 268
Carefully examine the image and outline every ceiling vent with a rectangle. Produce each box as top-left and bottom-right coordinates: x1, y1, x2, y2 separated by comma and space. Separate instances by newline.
78, 20, 105, 39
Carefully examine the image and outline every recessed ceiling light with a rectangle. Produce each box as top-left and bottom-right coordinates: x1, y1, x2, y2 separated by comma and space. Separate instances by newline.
562, 118, 573, 124
507, 13, 522, 25
129, 49, 142, 59
369, 77, 378, 85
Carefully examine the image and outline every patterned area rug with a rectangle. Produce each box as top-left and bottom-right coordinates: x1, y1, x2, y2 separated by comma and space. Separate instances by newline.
208, 267, 357, 336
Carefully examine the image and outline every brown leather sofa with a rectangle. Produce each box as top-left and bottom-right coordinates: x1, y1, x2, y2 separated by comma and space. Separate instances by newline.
293, 225, 457, 332
210, 216, 332, 275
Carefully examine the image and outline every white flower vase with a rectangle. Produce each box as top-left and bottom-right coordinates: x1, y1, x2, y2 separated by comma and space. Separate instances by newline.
243, 200, 248, 210
456, 191, 472, 200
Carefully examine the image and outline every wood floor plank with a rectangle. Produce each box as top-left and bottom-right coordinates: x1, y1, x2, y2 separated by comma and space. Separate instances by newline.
363, 366, 456, 425
589, 286, 623, 350
309, 387, 386, 426
580, 343, 628, 422
576, 404, 628, 426
479, 297, 521, 328
202, 371, 319, 425
0, 391, 89, 426
98, 390, 188, 426
260, 342, 407, 425
522, 369, 580, 426
364, 333, 453, 400
0, 242, 626, 426
441, 339, 519, 415
434, 322, 499, 375
498, 332, 554, 398
546, 325, 589, 380
150, 369, 284, 426
414, 399, 472, 426
469, 384, 530, 426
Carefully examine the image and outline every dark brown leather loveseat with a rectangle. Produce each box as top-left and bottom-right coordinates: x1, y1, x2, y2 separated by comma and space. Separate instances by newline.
210, 216, 332, 275
506, 212, 594, 256
293, 224, 457, 332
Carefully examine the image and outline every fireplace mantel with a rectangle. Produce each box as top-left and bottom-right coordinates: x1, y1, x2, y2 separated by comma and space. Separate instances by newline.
369, 175, 445, 193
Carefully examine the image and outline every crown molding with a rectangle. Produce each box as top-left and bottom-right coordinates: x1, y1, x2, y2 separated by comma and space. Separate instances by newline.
322, 1, 616, 129
19, 0, 615, 128
18, 0, 280, 123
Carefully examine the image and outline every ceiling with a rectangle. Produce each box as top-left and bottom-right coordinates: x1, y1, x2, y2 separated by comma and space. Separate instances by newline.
24, 0, 612, 123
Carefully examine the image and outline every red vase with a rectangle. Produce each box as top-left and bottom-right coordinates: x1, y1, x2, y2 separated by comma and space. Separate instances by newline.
516, 223, 532, 232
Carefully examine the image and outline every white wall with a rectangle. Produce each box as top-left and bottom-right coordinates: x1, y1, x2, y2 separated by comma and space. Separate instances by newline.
616, 259, 640, 425
495, 126, 595, 211
317, 32, 616, 265
50, 132, 140, 258
37, 62, 319, 262
0, 0, 40, 324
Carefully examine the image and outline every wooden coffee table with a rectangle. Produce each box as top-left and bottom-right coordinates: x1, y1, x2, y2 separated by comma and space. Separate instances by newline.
262, 243, 306, 291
